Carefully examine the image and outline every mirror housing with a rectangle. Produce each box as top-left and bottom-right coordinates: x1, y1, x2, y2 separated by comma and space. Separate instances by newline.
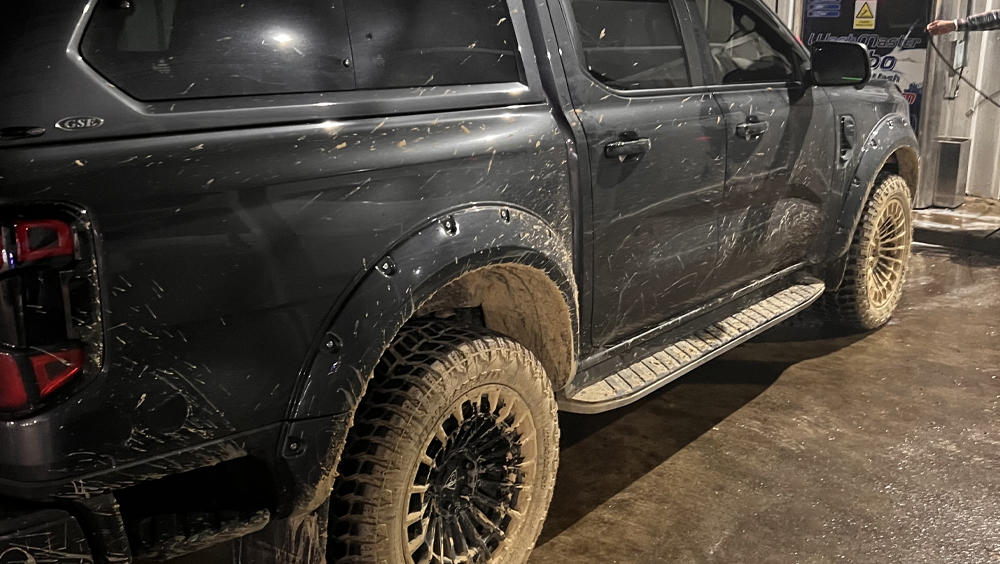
810, 41, 871, 87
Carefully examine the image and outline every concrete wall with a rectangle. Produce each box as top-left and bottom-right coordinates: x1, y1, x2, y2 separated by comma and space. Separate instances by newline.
919, 0, 1000, 205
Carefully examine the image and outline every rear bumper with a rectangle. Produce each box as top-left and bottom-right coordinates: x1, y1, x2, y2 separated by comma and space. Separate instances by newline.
0, 504, 92, 563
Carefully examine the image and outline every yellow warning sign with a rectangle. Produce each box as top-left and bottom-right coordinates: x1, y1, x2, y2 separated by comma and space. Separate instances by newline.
854, 0, 876, 29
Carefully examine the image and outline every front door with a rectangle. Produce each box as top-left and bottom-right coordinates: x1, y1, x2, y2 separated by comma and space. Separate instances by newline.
557, 0, 729, 347
692, 0, 837, 292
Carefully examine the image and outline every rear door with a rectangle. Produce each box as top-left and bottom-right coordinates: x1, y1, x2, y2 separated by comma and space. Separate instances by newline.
555, 0, 729, 347
692, 0, 837, 292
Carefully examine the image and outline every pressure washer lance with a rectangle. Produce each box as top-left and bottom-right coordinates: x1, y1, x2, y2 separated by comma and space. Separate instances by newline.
925, 11, 1000, 113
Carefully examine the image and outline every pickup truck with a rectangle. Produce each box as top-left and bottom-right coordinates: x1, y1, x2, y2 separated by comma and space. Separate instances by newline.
0, 0, 917, 563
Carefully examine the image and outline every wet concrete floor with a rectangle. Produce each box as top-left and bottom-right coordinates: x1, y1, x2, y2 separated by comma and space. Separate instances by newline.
528, 244, 1000, 564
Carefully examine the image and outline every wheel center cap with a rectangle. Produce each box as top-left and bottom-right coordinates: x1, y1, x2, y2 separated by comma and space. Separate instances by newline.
433, 453, 479, 512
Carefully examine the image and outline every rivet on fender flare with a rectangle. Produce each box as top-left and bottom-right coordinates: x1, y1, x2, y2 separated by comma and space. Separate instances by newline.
441, 215, 458, 236
322, 331, 343, 353
377, 257, 396, 276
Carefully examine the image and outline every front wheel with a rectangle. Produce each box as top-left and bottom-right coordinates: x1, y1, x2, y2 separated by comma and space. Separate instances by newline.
825, 173, 913, 331
328, 321, 559, 564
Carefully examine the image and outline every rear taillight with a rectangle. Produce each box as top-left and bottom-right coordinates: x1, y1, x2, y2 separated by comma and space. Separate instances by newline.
0, 207, 101, 418
32, 348, 84, 397
0, 353, 27, 410
0, 348, 84, 411
14, 219, 76, 263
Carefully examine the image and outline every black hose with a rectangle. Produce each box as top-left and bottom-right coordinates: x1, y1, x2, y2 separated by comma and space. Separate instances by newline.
927, 36, 1000, 111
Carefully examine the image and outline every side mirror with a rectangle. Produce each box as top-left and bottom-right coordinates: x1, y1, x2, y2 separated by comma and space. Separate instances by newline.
810, 41, 871, 87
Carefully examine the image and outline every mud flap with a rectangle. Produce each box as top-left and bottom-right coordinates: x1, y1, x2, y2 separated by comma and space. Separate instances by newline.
215, 500, 329, 564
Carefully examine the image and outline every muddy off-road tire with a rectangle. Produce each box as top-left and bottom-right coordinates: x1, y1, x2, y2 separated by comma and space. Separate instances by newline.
328, 321, 559, 564
825, 173, 913, 331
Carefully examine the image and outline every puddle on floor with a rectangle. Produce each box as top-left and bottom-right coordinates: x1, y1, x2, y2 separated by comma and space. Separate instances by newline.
914, 197, 1000, 237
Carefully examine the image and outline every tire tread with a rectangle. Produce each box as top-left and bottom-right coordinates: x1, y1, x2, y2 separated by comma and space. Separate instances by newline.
328, 320, 558, 564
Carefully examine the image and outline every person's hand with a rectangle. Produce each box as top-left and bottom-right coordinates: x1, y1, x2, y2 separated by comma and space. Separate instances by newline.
927, 20, 958, 36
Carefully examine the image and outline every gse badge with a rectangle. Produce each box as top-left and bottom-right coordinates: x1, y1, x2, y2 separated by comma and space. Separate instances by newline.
55, 116, 104, 131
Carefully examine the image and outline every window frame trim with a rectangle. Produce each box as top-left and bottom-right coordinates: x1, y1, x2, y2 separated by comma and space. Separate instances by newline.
68, 0, 545, 121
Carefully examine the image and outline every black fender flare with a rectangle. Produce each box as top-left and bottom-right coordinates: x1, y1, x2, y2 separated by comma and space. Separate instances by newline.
824, 113, 918, 285
291, 204, 577, 420
275, 205, 578, 514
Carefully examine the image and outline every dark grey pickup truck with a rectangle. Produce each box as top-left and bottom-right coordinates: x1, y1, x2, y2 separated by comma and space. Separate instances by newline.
0, 0, 917, 562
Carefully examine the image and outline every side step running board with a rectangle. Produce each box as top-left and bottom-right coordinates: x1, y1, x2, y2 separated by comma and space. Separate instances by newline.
560, 280, 825, 414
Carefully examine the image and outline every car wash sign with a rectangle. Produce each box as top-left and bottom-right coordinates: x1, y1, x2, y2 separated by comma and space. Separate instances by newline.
802, 0, 931, 133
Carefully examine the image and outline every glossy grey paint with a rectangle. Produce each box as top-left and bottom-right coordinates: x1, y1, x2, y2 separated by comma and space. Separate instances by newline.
0, 0, 545, 145
0, 0, 917, 536
0, 0, 574, 494
548, 0, 728, 348
824, 82, 916, 263
712, 85, 836, 292
0, 103, 574, 483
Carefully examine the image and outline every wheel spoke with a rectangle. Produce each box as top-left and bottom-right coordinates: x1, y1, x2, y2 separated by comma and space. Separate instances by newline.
496, 401, 513, 425
468, 504, 506, 540
486, 391, 501, 416
406, 510, 424, 526
880, 232, 908, 243
408, 388, 534, 564
452, 403, 467, 426
467, 429, 513, 454
458, 511, 492, 562
435, 424, 450, 446
872, 265, 891, 289
506, 458, 535, 471
478, 477, 530, 491
506, 507, 525, 523
409, 531, 427, 554
878, 222, 896, 240
442, 517, 457, 563
472, 489, 514, 517
449, 515, 469, 559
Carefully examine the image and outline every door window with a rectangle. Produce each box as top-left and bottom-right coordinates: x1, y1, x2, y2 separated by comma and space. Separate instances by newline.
693, 0, 795, 84
570, 0, 691, 90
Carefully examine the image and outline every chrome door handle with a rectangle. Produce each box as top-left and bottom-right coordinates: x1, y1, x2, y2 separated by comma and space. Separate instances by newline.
604, 138, 652, 158
736, 118, 769, 140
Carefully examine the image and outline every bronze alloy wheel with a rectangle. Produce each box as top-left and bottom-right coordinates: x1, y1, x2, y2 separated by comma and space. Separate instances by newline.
824, 173, 913, 331
865, 195, 910, 309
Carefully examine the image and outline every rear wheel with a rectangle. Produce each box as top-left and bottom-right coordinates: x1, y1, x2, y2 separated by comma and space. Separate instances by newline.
328, 321, 559, 564
825, 173, 913, 330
